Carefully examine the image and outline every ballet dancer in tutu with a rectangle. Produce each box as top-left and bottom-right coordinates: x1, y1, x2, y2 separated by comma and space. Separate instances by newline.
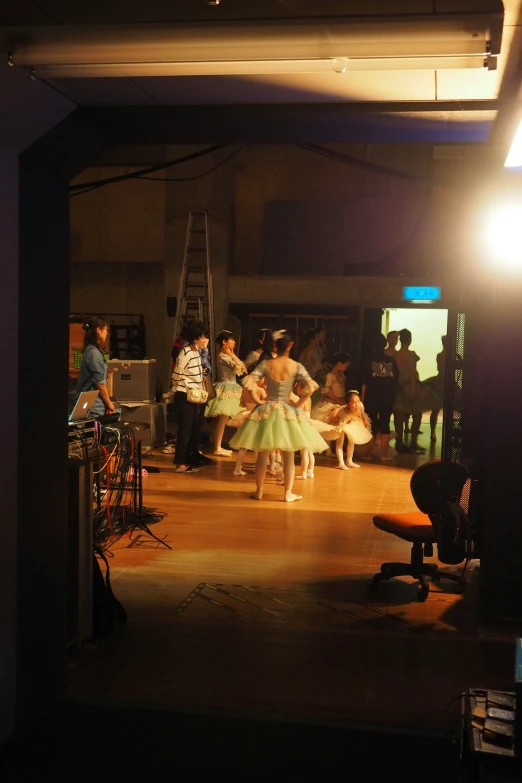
228, 380, 278, 477
324, 390, 373, 469
229, 332, 328, 502
311, 353, 369, 469
293, 381, 316, 480
204, 330, 247, 456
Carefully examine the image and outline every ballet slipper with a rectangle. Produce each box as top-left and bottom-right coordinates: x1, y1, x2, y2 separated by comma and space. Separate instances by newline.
337, 463, 350, 471
294, 474, 307, 480
233, 469, 247, 476
251, 491, 263, 500
214, 449, 232, 456
284, 493, 302, 503
346, 461, 360, 468
307, 471, 315, 478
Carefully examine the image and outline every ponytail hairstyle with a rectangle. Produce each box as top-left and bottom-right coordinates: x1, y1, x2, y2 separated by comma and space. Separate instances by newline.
333, 352, 351, 366
274, 331, 293, 356
83, 315, 108, 348
216, 329, 234, 347
259, 329, 274, 355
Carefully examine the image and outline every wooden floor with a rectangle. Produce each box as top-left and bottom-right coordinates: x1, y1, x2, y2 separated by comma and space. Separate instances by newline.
67, 417, 517, 736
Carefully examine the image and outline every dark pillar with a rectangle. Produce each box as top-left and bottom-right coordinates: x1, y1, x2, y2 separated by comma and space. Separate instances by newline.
0, 148, 19, 745
17, 114, 111, 724
478, 281, 522, 620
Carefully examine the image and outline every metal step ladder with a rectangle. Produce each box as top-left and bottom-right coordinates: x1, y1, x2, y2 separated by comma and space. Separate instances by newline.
173, 210, 216, 371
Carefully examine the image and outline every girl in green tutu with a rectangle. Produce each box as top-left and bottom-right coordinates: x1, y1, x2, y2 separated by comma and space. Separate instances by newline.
229, 332, 328, 502
205, 330, 247, 456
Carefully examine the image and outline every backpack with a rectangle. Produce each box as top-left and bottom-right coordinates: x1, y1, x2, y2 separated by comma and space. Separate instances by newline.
437, 499, 469, 565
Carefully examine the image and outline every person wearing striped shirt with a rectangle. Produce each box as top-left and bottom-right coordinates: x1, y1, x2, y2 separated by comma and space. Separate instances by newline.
171, 320, 208, 473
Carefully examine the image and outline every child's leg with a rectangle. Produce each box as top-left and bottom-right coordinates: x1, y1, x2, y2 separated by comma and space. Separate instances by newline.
296, 449, 309, 479
430, 409, 439, 441
307, 450, 315, 478
336, 434, 349, 470
252, 451, 268, 500
268, 450, 277, 474
233, 448, 248, 476
282, 451, 301, 502
410, 413, 426, 452
345, 438, 360, 468
214, 414, 232, 454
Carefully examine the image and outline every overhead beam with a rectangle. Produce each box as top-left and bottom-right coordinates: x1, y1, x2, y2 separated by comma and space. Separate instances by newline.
79, 102, 501, 145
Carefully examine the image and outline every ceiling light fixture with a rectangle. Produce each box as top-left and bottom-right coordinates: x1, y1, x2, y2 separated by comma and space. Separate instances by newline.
4, 14, 502, 78
24, 55, 496, 79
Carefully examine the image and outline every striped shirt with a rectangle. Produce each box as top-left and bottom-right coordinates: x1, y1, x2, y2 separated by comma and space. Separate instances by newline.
171, 346, 203, 394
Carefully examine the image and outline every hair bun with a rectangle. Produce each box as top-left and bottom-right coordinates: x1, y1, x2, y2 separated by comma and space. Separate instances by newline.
83, 323, 89, 330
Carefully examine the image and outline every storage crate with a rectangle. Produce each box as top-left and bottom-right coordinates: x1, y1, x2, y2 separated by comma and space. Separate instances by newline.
108, 359, 157, 402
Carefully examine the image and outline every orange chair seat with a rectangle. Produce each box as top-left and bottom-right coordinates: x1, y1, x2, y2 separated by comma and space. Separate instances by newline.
373, 511, 434, 543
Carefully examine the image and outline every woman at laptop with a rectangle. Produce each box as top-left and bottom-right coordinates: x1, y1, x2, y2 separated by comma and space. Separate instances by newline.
76, 316, 115, 419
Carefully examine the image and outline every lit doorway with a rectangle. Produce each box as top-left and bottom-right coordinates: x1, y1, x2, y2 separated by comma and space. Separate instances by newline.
382, 308, 448, 381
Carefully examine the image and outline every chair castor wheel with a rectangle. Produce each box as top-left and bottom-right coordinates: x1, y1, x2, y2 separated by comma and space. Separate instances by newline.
417, 586, 429, 602
368, 575, 380, 593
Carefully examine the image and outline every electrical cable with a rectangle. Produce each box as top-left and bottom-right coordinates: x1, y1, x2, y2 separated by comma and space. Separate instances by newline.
138, 146, 244, 181
297, 142, 425, 183
69, 144, 228, 193
93, 423, 168, 550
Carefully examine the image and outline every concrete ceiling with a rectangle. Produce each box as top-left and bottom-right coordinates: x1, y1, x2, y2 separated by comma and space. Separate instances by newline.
0, 1, 518, 110
1, 1, 521, 153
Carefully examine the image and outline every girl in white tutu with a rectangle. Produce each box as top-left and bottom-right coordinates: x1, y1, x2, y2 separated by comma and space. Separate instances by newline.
229, 332, 328, 502
326, 391, 373, 470
311, 352, 351, 420
205, 330, 247, 456
311, 352, 354, 469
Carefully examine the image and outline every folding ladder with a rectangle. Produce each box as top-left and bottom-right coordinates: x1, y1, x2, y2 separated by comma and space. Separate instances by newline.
173, 210, 216, 371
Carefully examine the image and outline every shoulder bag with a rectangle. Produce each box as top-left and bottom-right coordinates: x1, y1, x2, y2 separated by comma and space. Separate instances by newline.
187, 387, 208, 404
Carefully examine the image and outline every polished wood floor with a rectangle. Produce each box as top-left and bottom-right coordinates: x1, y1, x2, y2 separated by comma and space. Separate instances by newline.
67, 417, 516, 735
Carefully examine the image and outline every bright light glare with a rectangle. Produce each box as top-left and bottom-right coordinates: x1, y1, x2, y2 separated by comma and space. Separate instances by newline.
482, 203, 522, 270
504, 119, 522, 168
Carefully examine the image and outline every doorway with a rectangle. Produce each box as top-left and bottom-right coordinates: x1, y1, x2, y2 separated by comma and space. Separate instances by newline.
382, 308, 448, 381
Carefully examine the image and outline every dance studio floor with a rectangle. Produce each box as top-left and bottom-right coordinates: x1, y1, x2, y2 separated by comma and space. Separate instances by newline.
66, 419, 517, 738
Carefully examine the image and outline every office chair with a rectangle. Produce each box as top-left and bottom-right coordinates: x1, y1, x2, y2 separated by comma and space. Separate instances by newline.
368, 459, 469, 601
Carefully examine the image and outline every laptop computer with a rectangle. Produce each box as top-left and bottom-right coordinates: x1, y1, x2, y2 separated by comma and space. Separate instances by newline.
68, 391, 100, 423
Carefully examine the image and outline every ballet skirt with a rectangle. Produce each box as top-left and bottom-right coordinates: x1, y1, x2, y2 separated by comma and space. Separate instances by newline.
312, 406, 373, 445
394, 381, 443, 414
205, 354, 244, 418
311, 370, 348, 420
393, 350, 442, 414
229, 361, 328, 454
